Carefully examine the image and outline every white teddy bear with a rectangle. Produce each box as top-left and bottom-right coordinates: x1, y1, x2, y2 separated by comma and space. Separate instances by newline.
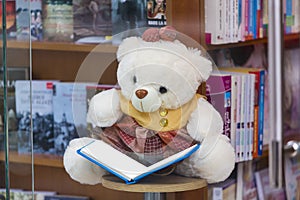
63, 27, 235, 185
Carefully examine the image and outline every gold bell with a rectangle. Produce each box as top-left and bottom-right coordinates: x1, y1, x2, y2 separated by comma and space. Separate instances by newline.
159, 118, 168, 127
159, 108, 168, 117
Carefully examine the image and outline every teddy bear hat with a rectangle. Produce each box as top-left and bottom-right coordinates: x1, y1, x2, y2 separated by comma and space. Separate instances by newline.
116, 27, 213, 83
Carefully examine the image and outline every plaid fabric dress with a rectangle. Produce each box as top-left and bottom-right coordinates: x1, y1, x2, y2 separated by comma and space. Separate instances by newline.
93, 114, 196, 166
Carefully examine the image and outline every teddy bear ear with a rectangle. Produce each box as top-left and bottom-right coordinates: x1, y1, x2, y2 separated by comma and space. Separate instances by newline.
116, 37, 143, 62
186, 48, 213, 82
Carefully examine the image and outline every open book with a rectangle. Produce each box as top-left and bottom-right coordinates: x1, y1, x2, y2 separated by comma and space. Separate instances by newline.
77, 139, 200, 184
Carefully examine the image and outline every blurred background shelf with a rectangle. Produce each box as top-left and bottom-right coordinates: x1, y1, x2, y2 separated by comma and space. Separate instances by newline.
2, 41, 118, 53
0, 151, 63, 168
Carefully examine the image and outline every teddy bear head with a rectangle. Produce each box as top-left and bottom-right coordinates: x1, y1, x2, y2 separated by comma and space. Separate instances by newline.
116, 35, 213, 113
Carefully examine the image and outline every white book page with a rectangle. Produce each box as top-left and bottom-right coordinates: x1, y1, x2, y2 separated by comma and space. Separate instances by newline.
79, 139, 199, 181
80, 140, 148, 180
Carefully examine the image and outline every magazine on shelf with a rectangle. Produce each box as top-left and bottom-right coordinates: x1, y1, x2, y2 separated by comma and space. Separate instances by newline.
42, 0, 73, 42
0, 67, 29, 151
77, 138, 200, 184
0, 0, 17, 38
15, 80, 58, 154
16, 0, 43, 41
52, 82, 95, 155
73, 0, 112, 43
146, 0, 167, 27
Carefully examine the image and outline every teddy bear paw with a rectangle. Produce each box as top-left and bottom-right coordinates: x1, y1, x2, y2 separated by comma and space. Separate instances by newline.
63, 137, 108, 185
175, 134, 235, 184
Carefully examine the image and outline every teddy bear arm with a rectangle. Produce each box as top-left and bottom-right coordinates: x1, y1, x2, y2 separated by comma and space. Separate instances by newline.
187, 98, 224, 142
87, 88, 123, 127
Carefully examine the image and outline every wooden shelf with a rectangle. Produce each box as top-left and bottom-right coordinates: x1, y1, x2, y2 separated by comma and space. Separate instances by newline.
3, 33, 298, 54
3, 40, 118, 53
205, 33, 299, 50
0, 151, 63, 168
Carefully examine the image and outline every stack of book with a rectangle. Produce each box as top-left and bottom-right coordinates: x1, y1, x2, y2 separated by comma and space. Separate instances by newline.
206, 67, 265, 162
8, 0, 167, 43
14, 80, 115, 156
205, 0, 300, 44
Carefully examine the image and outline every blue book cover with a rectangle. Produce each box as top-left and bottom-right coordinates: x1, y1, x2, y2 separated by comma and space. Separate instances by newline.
257, 70, 265, 155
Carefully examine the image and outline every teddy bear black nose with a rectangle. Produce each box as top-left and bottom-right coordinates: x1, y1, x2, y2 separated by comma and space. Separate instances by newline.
135, 89, 148, 99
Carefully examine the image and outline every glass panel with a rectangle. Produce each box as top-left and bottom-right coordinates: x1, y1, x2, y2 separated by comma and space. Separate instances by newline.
1, 0, 33, 198
282, 2, 300, 199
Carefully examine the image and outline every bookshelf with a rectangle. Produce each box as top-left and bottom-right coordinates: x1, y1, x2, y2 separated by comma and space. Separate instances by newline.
1, 0, 299, 199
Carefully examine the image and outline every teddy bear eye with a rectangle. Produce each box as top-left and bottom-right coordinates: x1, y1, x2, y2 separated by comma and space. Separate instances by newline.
159, 86, 168, 94
133, 75, 137, 83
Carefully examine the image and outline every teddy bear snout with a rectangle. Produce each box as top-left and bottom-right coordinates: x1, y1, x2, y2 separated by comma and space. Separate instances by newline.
135, 89, 148, 99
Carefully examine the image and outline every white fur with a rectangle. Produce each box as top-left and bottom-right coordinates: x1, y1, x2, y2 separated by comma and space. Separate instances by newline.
63, 36, 235, 185
117, 37, 212, 82
63, 137, 108, 185
187, 97, 224, 142
86, 88, 122, 127
174, 134, 235, 183
117, 37, 213, 107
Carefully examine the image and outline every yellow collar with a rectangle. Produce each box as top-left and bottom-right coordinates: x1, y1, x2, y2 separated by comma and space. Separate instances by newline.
119, 92, 202, 132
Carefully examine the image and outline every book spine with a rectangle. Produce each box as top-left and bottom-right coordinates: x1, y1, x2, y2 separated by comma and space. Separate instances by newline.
235, 75, 242, 162
247, 0, 254, 40
262, 0, 268, 37
205, 75, 232, 138
256, 0, 262, 38
248, 74, 255, 160
243, 75, 250, 161
257, 70, 265, 156
214, 0, 226, 44
248, 71, 260, 158
226, 0, 231, 43
252, 0, 257, 39
224, 77, 232, 138
239, 75, 246, 161
244, 0, 250, 40
233, 0, 239, 42
230, 75, 238, 151
237, 0, 244, 41
259, 0, 264, 38
204, 0, 214, 44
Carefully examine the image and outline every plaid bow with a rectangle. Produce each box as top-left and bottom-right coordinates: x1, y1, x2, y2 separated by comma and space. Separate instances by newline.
94, 115, 196, 166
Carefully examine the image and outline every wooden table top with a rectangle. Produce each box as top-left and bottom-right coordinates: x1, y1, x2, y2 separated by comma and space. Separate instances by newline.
101, 174, 207, 193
